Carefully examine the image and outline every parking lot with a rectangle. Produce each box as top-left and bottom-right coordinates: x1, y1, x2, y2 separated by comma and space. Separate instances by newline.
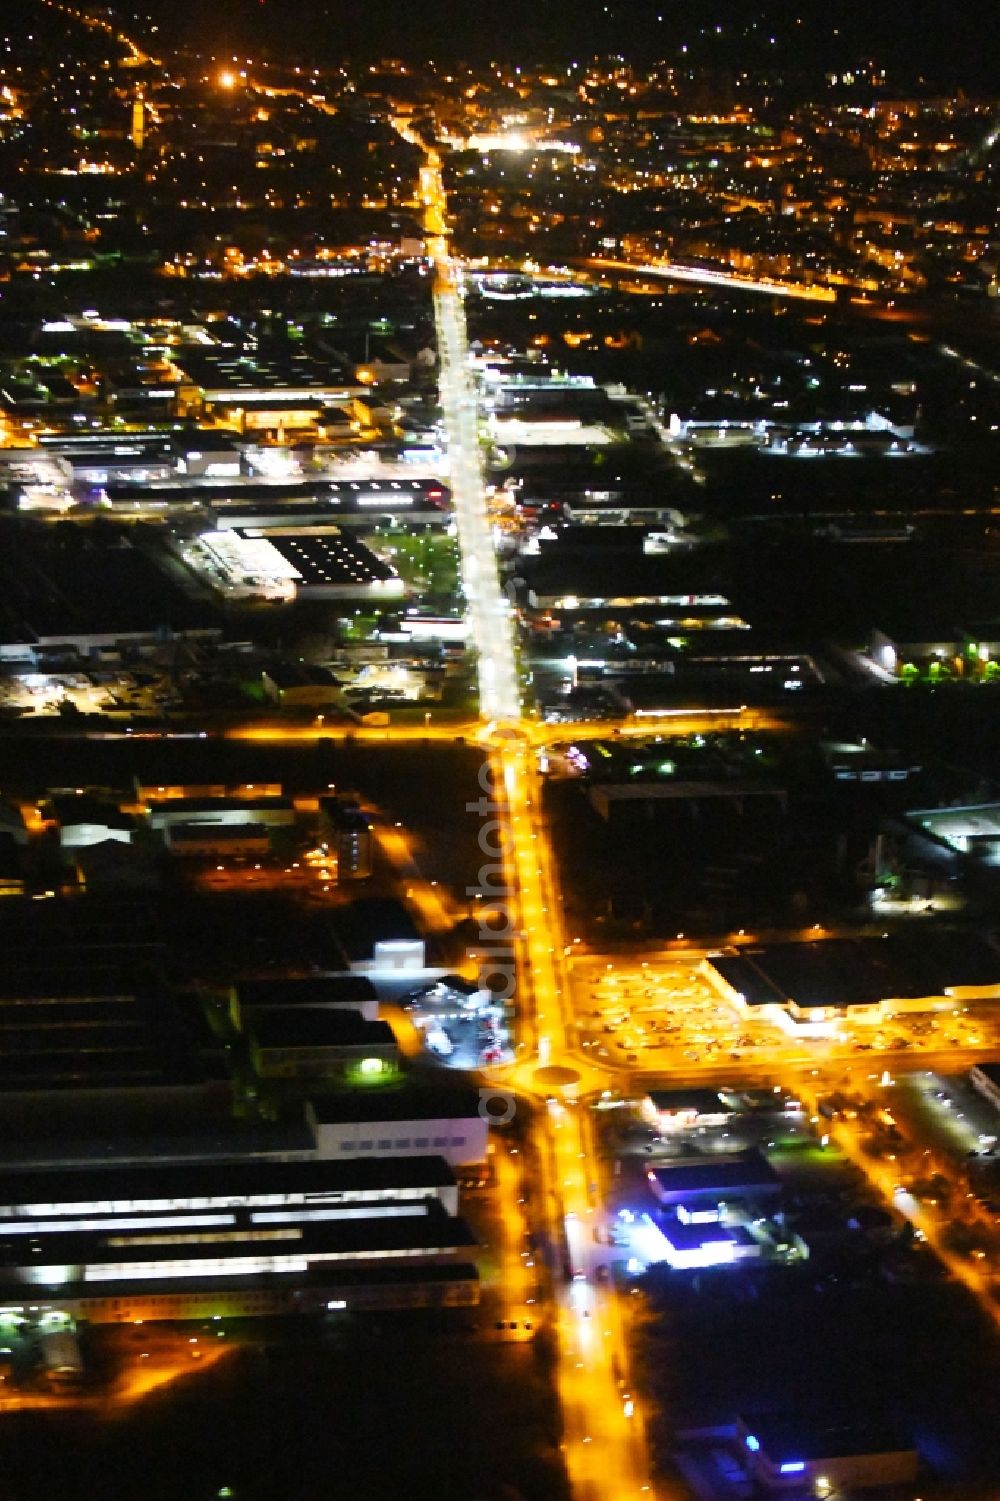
569, 954, 1000, 1071
570, 956, 780, 1069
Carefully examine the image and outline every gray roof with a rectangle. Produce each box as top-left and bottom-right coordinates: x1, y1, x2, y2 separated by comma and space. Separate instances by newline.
648, 1151, 781, 1198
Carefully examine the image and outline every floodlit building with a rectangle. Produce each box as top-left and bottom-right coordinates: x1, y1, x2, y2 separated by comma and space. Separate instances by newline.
641, 1089, 735, 1133
653, 1217, 762, 1269
646, 1151, 782, 1214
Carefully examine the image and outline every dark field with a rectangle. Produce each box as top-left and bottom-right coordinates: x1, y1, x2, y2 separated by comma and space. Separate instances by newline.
0, 1317, 568, 1501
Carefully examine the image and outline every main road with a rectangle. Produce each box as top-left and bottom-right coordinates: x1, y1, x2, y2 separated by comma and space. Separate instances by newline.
428, 178, 520, 723
420, 151, 662, 1499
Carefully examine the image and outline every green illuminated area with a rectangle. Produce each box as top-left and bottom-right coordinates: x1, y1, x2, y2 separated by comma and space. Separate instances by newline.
344, 1056, 402, 1087
375, 527, 461, 603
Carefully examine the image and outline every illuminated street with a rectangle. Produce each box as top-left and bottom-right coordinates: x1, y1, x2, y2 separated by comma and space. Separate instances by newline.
426, 157, 520, 726
422, 147, 661, 1500
587, 256, 838, 302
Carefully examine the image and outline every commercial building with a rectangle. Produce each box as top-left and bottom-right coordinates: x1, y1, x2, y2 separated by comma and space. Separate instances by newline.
703, 931, 1000, 1037
319, 794, 374, 879
165, 823, 272, 858
646, 1151, 782, 1214
736, 1414, 919, 1491
629, 1214, 764, 1271
641, 1089, 735, 1134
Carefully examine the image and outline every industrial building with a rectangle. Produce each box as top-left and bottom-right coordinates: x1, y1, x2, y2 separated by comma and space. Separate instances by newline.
234, 975, 380, 1024
329, 898, 427, 974
146, 793, 297, 834
166, 823, 272, 858
307, 1089, 489, 1169
0, 1156, 477, 1322
0, 979, 228, 1104
246, 1009, 399, 1083
646, 1152, 782, 1212
736, 1414, 919, 1492
188, 525, 403, 602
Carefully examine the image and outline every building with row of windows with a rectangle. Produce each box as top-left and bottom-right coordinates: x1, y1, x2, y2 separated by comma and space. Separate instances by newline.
0, 1155, 477, 1323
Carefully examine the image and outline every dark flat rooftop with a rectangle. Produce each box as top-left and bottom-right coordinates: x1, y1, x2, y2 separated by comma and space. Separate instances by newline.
241, 528, 394, 590
238, 975, 378, 1009
309, 1085, 484, 1125
329, 898, 422, 961
648, 1151, 781, 1196
248, 1010, 396, 1050
740, 1411, 915, 1462
712, 931, 1000, 1011
0, 1153, 455, 1208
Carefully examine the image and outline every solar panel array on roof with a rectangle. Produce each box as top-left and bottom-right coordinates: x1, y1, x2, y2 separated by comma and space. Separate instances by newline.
239, 527, 395, 590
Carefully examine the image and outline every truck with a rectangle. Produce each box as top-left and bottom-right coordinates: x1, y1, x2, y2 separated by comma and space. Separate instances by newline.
38, 1328, 83, 1387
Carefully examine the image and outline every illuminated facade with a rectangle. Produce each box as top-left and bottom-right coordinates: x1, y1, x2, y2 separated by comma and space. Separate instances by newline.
0, 1157, 476, 1320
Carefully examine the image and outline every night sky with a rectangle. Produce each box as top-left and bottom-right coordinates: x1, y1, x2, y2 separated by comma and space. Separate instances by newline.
133, 0, 992, 82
